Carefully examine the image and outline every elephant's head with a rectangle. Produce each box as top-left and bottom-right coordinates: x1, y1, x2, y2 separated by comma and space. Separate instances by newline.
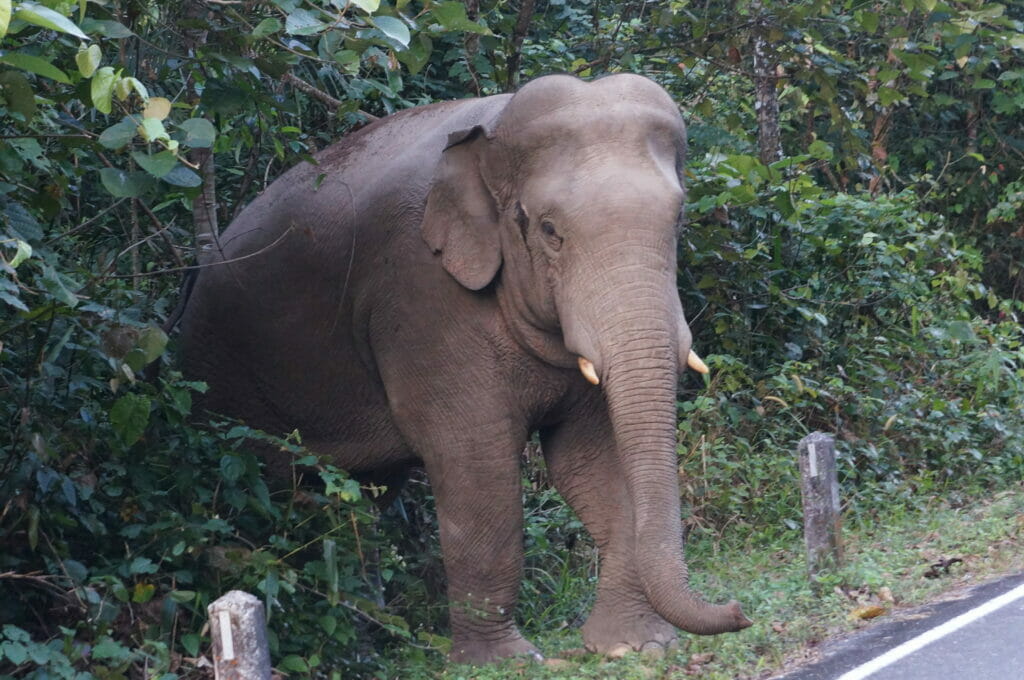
422, 74, 750, 635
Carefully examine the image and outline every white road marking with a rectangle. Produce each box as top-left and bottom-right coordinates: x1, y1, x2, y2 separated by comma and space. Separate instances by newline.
836, 582, 1024, 680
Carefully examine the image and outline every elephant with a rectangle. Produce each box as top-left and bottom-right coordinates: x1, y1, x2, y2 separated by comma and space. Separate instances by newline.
177, 73, 751, 664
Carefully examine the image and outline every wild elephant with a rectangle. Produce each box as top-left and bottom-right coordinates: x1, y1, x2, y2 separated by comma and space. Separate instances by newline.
178, 73, 751, 663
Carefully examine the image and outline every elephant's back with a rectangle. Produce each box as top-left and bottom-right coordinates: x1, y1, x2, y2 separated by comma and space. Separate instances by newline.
176, 94, 508, 466
215, 96, 509, 264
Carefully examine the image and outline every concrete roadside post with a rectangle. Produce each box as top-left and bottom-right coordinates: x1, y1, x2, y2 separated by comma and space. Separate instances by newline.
797, 432, 843, 583
208, 590, 272, 680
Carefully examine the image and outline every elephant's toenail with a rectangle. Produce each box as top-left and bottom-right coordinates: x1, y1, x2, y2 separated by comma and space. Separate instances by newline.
640, 642, 666, 658
607, 643, 633, 659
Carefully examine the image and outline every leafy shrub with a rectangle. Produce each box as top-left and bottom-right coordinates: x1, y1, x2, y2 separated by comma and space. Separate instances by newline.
677, 161, 1024, 537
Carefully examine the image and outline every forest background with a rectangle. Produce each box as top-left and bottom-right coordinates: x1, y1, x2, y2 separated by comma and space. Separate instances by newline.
1, 0, 1023, 678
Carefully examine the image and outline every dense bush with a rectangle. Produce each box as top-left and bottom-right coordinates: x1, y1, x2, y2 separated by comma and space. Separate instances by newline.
678, 183, 1024, 537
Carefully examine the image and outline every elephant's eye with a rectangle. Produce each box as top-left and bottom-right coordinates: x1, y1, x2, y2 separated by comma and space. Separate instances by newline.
540, 220, 563, 251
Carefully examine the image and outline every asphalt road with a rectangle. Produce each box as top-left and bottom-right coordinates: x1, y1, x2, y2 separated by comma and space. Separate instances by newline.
775, 572, 1024, 680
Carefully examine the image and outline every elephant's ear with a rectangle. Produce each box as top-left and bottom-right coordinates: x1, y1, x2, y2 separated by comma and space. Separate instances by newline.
421, 126, 501, 291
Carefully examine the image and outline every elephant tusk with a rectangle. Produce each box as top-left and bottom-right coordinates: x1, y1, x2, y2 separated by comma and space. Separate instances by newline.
687, 350, 709, 375
578, 357, 600, 385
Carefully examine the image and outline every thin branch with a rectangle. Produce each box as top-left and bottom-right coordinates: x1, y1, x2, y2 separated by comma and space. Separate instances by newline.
44, 199, 128, 245
281, 72, 379, 122
230, 125, 264, 221
104, 224, 296, 279
137, 201, 188, 268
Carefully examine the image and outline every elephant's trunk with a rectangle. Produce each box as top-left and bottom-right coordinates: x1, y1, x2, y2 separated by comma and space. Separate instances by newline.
597, 306, 751, 636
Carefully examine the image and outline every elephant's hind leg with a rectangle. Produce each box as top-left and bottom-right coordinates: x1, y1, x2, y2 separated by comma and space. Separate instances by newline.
541, 401, 678, 657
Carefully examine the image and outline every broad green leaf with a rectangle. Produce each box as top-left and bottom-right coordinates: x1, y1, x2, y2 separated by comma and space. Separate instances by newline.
350, 0, 380, 12
181, 633, 201, 657
252, 17, 281, 37
40, 264, 79, 307
946, 320, 976, 342
855, 10, 879, 34
76, 44, 102, 78
319, 614, 337, 635
0, 53, 71, 84
397, 34, 431, 75
169, 589, 196, 603
3, 641, 28, 665
285, 8, 326, 36
178, 118, 216, 147
429, 1, 490, 34
132, 583, 155, 603
143, 96, 171, 119
14, 2, 88, 40
98, 118, 137, 149
372, 15, 410, 46
115, 77, 147, 101
131, 150, 177, 178
161, 164, 202, 187
279, 655, 309, 673
137, 117, 169, 143
99, 167, 153, 198
0, 0, 10, 39
109, 393, 151, 444
200, 81, 248, 115
9, 239, 31, 268
129, 556, 157, 574
808, 140, 833, 160
333, 49, 361, 75
3, 201, 42, 240
877, 86, 903, 107
91, 66, 117, 114
0, 71, 36, 121
219, 455, 245, 482
80, 18, 133, 38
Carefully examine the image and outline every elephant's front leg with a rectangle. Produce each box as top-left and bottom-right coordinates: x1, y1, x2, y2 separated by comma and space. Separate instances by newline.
541, 398, 678, 657
417, 421, 541, 664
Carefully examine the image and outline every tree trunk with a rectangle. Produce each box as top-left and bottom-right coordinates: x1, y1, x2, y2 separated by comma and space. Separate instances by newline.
752, 9, 782, 165
506, 0, 536, 92
192, 147, 219, 264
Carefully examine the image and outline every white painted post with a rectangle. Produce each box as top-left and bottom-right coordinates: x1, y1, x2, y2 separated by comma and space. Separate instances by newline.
208, 590, 272, 680
797, 432, 843, 580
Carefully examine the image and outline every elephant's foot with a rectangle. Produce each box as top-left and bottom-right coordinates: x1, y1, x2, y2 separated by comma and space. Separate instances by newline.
449, 630, 544, 665
582, 604, 678, 658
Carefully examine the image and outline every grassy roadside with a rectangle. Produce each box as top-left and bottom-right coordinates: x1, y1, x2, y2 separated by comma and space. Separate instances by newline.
388, 482, 1024, 679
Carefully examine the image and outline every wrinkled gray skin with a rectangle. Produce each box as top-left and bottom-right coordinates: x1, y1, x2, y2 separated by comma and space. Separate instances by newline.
179, 74, 751, 664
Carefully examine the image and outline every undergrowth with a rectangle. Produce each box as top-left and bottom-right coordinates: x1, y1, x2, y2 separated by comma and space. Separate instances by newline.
403, 484, 1024, 680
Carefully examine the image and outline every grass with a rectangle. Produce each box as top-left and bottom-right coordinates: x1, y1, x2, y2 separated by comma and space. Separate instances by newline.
380, 481, 1024, 679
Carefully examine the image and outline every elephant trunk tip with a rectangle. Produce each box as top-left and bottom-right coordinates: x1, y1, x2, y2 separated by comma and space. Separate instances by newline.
674, 599, 752, 636
726, 600, 753, 632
